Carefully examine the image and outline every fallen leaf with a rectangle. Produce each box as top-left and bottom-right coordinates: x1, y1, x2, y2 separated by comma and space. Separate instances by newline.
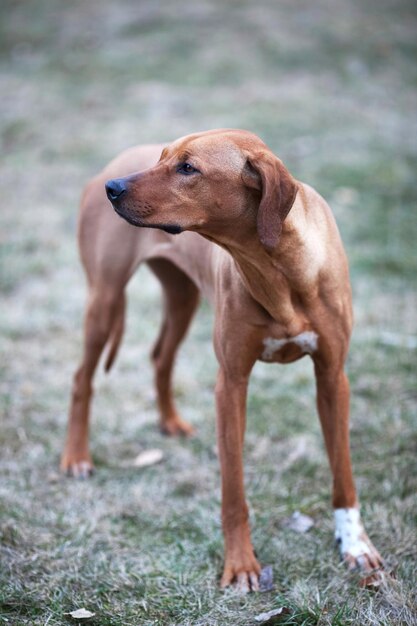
255, 606, 291, 623
65, 608, 95, 619
259, 564, 274, 592
283, 511, 314, 533
133, 449, 164, 468
47, 472, 61, 484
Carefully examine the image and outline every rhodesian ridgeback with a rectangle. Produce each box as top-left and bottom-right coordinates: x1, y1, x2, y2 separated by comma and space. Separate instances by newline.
62, 129, 384, 590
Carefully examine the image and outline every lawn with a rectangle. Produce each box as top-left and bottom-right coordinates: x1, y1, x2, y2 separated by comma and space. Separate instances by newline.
0, 0, 416, 624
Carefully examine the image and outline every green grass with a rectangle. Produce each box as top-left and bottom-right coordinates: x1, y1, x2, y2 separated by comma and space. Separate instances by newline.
1, 0, 416, 624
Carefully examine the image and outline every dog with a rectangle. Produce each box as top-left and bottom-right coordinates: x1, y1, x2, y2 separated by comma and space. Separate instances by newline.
62, 129, 384, 591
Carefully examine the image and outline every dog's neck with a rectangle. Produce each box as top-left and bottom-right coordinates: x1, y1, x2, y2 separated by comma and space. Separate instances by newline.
227, 233, 302, 327
202, 202, 314, 328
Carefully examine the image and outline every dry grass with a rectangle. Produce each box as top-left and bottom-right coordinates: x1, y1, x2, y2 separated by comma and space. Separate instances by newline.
1, 0, 416, 624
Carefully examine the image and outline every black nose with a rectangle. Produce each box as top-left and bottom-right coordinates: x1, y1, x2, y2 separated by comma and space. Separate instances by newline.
105, 178, 127, 202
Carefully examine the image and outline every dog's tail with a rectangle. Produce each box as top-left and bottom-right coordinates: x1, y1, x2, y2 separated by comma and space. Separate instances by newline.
104, 296, 126, 373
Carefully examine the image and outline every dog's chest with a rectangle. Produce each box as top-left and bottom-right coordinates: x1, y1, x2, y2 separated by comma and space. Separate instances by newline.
259, 330, 319, 363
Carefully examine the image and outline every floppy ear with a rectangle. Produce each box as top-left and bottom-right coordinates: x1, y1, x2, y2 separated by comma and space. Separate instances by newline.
244, 152, 298, 250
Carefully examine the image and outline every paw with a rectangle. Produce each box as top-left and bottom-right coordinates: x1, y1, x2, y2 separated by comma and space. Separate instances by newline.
334, 508, 385, 586
342, 533, 386, 587
60, 453, 94, 478
160, 416, 195, 437
221, 554, 261, 593
341, 533, 383, 572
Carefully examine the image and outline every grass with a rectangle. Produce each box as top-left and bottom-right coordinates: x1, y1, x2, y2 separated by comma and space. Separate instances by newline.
1, 0, 416, 624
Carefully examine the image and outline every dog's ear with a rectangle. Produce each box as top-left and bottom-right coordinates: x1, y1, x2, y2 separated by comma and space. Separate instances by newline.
158, 147, 169, 162
243, 152, 298, 250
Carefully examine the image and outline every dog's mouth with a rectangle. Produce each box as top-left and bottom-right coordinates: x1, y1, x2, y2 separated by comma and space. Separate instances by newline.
112, 201, 145, 227
112, 202, 183, 235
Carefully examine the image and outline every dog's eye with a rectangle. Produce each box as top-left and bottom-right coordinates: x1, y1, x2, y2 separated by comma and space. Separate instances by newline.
177, 162, 199, 175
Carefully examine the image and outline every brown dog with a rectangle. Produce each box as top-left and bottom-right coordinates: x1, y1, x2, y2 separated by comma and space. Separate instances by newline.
62, 129, 384, 591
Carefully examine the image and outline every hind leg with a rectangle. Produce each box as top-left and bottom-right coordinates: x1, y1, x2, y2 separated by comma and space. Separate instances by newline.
61, 287, 126, 476
148, 259, 200, 436
62, 186, 142, 476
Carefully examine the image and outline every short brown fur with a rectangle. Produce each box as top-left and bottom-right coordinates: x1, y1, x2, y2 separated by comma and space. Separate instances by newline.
62, 129, 383, 591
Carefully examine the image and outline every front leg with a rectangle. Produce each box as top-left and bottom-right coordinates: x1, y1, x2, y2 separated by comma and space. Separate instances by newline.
215, 368, 261, 592
314, 357, 384, 582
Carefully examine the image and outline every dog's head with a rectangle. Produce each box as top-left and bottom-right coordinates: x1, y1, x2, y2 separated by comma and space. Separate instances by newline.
106, 129, 298, 250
